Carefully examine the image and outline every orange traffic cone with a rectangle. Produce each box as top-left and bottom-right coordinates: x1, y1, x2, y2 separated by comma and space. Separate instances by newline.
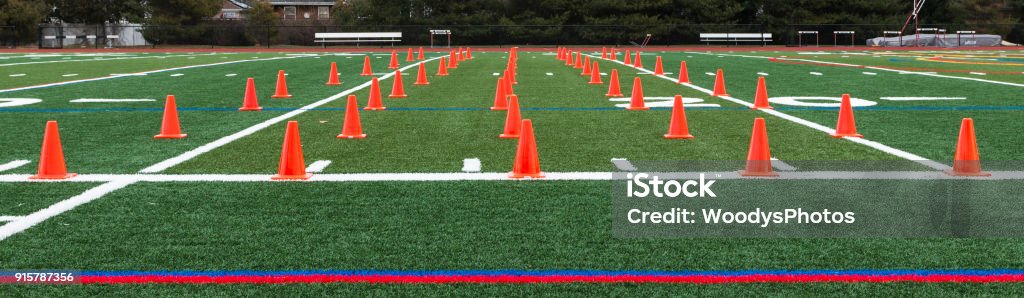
633, 51, 643, 68
389, 70, 407, 98
337, 95, 366, 139
653, 56, 664, 75
712, 68, 729, 97
606, 69, 624, 97
503, 71, 515, 96
388, 50, 399, 69
752, 76, 772, 109
406, 48, 414, 62
947, 118, 989, 176
491, 77, 509, 110
29, 121, 75, 180
417, 47, 425, 60
611, 48, 618, 61
566, 50, 574, 66
510, 119, 544, 179
507, 63, 518, 84
627, 77, 649, 111
466, 47, 473, 59
271, 70, 291, 98
271, 121, 311, 180
581, 56, 592, 76
448, 51, 458, 69
361, 56, 373, 76
588, 61, 603, 84
326, 62, 342, 86
665, 95, 694, 139
624, 50, 632, 65
239, 78, 262, 111
833, 94, 862, 138
573, 51, 583, 69
414, 62, 429, 85
500, 95, 522, 139
678, 61, 690, 84
155, 95, 187, 139
437, 57, 449, 76
741, 118, 776, 177
364, 77, 385, 110
601, 47, 608, 59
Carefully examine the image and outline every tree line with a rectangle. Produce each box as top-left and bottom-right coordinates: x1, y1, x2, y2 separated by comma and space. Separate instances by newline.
1, 0, 1020, 45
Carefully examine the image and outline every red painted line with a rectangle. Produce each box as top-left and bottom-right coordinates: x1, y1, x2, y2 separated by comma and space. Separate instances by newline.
79, 274, 1024, 284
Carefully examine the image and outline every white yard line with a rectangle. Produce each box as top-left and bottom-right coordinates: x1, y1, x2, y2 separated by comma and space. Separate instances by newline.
69, 99, 156, 103
588, 53, 951, 172
0, 160, 30, 172
0, 55, 311, 94
306, 160, 332, 173
862, 72, 877, 75
0, 179, 137, 241
881, 97, 966, 101
140, 55, 443, 174
0, 216, 24, 222
757, 72, 769, 76
0, 53, 213, 67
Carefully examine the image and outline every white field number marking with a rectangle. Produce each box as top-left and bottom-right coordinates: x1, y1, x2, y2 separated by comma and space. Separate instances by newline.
0, 98, 42, 107
609, 97, 720, 108
769, 96, 877, 108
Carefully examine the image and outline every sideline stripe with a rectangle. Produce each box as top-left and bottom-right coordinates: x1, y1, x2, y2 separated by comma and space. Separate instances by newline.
139, 55, 444, 174
76, 269, 1024, 284
590, 53, 951, 171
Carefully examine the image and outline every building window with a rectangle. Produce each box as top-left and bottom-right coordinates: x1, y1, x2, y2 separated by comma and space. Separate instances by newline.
318, 6, 330, 19
223, 11, 239, 19
283, 6, 296, 20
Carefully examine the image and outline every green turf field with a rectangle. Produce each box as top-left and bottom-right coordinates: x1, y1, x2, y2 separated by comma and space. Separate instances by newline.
1, 48, 1023, 293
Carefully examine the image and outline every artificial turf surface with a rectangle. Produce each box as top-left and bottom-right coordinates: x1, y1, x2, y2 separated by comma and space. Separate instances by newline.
1, 48, 1023, 294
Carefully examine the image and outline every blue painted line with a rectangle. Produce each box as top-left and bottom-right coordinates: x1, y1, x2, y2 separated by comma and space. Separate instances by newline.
81, 269, 1024, 277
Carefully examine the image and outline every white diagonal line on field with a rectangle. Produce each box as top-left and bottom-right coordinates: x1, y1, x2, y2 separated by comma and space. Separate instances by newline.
0, 53, 214, 67
306, 160, 332, 173
771, 158, 797, 171
586, 53, 951, 172
139, 55, 444, 174
4, 172, 1024, 182
0, 216, 23, 222
0, 179, 137, 241
611, 158, 638, 171
0, 160, 30, 172
0, 55, 311, 94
